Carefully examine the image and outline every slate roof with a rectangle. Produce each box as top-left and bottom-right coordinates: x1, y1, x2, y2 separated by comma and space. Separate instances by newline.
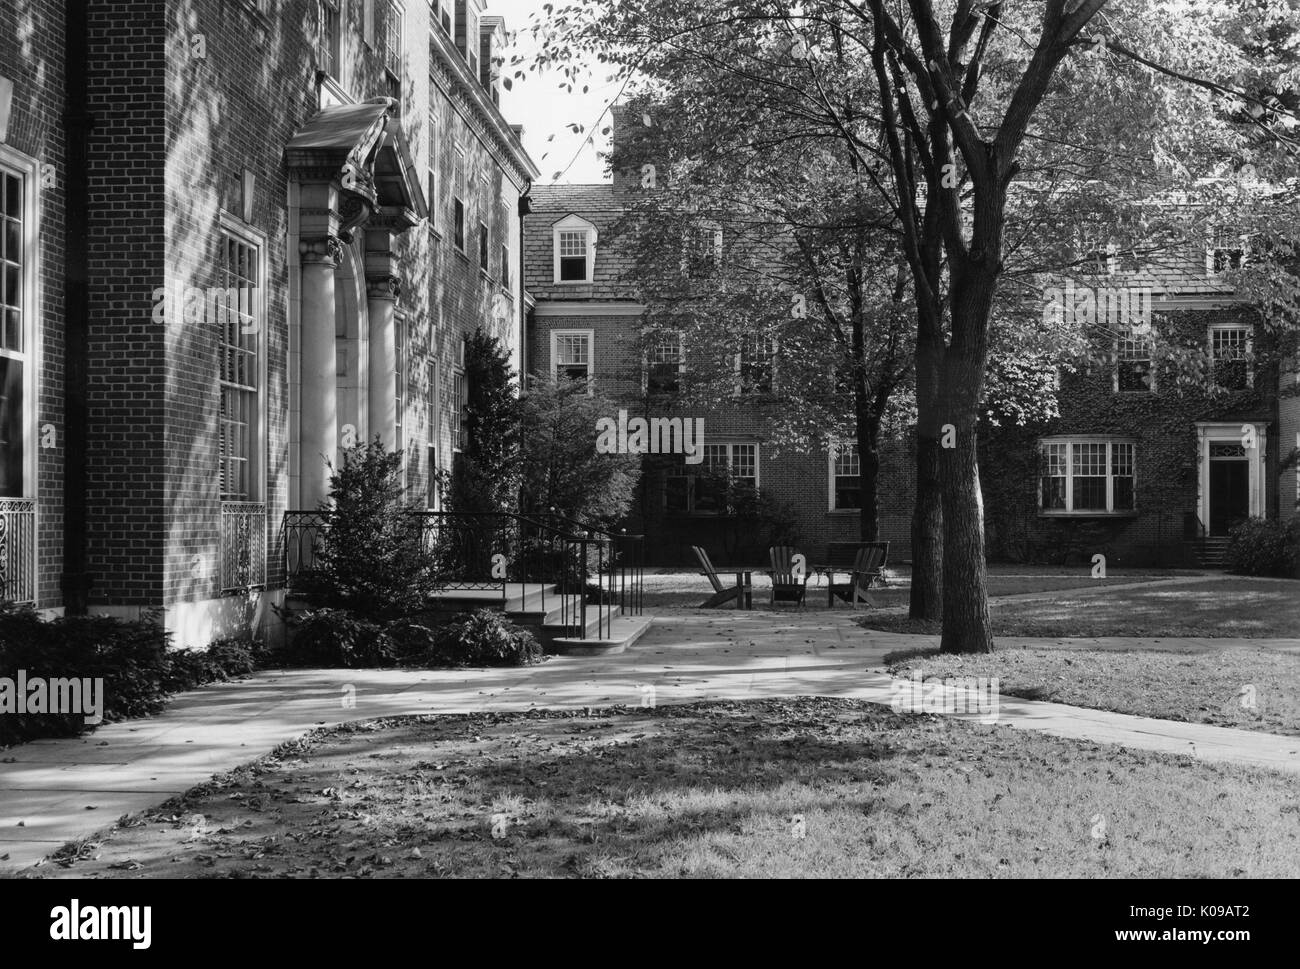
524, 183, 639, 301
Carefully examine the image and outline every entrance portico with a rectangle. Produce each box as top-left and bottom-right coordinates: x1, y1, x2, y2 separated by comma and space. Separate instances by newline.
1195, 422, 1268, 536
284, 97, 425, 509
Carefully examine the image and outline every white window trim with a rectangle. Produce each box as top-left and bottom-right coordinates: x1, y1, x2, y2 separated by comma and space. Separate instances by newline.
1206, 230, 1249, 277
552, 214, 597, 285
0, 146, 40, 505
1196, 422, 1268, 533
1037, 436, 1137, 516
1112, 331, 1157, 394
642, 330, 685, 393
735, 334, 777, 396
666, 442, 760, 513
550, 328, 594, 394
216, 214, 269, 505
1208, 322, 1255, 389
827, 440, 860, 513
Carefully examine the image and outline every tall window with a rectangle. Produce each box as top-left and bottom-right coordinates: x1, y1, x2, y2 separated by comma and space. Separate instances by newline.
1210, 325, 1253, 389
738, 334, 776, 395
218, 233, 261, 501
426, 359, 439, 508
666, 443, 758, 514
552, 330, 592, 384
318, 0, 341, 79
452, 339, 467, 451
426, 104, 438, 233
479, 221, 490, 274
0, 166, 25, 498
1040, 439, 1136, 514
384, 0, 403, 82
830, 443, 860, 511
646, 333, 683, 394
1115, 333, 1153, 392
452, 147, 466, 252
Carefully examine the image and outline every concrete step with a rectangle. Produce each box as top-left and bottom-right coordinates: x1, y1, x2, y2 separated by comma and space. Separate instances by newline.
549, 615, 655, 657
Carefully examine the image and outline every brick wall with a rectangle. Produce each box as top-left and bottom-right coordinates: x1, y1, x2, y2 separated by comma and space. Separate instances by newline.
0, 0, 67, 609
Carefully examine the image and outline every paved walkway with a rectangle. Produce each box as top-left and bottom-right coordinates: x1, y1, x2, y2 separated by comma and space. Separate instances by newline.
3, 611, 1299, 871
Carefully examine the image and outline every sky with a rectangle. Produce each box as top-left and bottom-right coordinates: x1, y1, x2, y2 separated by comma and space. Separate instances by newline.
487, 0, 624, 185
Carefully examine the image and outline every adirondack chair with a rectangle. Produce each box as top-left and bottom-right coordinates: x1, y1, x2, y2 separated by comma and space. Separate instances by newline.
767, 545, 807, 607
691, 545, 750, 609
828, 543, 887, 608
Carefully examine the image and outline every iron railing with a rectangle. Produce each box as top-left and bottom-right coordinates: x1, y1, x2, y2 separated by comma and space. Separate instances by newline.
0, 499, 36, 605
282, 510, 644, 640
220, 502, 267, 592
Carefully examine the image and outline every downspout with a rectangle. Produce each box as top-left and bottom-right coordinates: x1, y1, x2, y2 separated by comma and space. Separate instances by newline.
517, 182, 532, 379
61, 0, 92, 613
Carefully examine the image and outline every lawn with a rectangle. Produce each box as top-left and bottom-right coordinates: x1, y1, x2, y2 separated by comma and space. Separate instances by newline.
24, 699, 1300, 879
641, 567, 1177, 611
861, 577, 1300, 638
884, 646, 1300, 736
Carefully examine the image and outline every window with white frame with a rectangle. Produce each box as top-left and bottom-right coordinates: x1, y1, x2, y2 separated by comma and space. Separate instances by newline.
1210, 324, 1253, 389
552, 214, 596, 283
452, 146, 466, 252
665, 443, 758, 515
645, 332, 683, 394
432, 0, 451, 34
217, 231, 262, 502
1115, 332, 1154, 393
552, 330, 592, 385
1208, 227, 1246, 275
318, 0, 342, 80
684, 223, 722, 277
384, 0, 403, 81
1039, 439, 1136, 514
452, 338, 467, 451
0, 162, 29, 500
426, 359, 439, 508
829, 442, 861, 511
426, 104, 438, 233
737, 333, 776, 395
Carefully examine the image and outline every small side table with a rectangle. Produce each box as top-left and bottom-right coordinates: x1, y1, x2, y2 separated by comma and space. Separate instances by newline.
733, 571, 753, 610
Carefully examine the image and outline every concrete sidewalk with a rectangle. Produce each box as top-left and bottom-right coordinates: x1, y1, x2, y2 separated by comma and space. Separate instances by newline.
3, 611, 1298, 871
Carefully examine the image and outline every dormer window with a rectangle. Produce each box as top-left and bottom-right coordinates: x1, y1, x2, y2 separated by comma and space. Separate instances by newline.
553, 214, 597, 284
1208, 228, 1247, 276
684, 223, 723, 278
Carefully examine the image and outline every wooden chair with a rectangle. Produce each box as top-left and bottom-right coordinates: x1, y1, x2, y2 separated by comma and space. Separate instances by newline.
691, 545, 748, 608
767, 545, 807, 607
828, 543, 888, 608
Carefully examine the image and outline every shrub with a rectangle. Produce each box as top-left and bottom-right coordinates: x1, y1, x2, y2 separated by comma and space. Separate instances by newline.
435, 610, 543, 668
1224, 517, 1300, 577
281, 608, 394, 669
297, 440, 446, 620
0, 607, 267, 748
449, 329, 522, 515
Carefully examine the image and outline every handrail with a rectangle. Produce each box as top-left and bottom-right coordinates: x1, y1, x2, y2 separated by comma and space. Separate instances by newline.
283, 509, 642, 641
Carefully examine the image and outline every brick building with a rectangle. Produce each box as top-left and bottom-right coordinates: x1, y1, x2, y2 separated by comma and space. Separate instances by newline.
0, 0, 536, 645
524, 115, 1298, 568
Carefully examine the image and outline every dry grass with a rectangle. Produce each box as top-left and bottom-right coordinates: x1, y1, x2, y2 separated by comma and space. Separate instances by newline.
884, 645, 1300, 736
23, 699, 1300, 879
862, 578, 1300, 639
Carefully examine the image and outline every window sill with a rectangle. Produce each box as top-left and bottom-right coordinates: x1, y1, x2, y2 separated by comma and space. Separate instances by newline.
1037, 510, 1139, 519
453, 247, 469, 263
553, 279, 595, 286
828, 509, 862, 516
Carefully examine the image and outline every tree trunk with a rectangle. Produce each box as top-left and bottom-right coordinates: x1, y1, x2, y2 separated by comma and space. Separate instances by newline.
909, 332, 943, 621
938, 337, 994, 654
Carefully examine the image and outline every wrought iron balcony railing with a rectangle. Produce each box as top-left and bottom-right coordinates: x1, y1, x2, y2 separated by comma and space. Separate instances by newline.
0, 499, 36, 605
220, 502, 267, 592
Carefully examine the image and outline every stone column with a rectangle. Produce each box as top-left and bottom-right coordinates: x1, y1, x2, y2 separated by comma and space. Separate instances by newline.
365, 226, 402, 452
299, 235, 343, 509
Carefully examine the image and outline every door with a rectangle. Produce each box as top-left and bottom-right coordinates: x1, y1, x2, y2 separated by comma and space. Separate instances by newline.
1209, 460, 1250, 536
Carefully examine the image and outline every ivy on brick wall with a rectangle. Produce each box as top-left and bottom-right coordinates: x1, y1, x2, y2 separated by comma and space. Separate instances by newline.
981, 308, 1278, 565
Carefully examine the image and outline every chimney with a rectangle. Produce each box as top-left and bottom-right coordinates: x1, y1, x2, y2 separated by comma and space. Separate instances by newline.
609, 103, 654, 195
480, 15, 505, 104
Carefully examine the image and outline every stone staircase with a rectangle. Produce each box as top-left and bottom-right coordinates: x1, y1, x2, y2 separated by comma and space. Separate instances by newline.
1189, 536, 1230, 569
433, 584, 653, 656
